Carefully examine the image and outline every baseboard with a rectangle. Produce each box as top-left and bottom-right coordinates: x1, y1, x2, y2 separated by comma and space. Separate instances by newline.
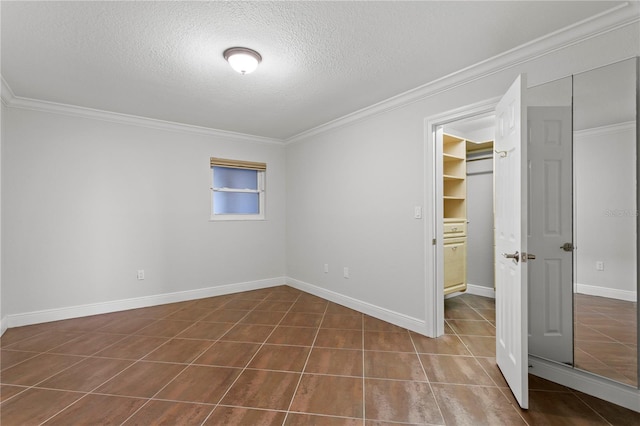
0, 315, 8, 337
446, 283, 496, 299
529, 356, 640, 413
5, 277, 286, 329
465, 283, 496, 299
575, 283, 637, 302
286, 277, 429, 335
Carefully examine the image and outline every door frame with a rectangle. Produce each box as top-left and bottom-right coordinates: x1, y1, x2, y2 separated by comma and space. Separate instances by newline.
424, 97, 500, 337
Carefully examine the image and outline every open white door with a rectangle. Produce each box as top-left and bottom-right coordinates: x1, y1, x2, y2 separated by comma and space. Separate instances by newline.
495, 74, 529, 409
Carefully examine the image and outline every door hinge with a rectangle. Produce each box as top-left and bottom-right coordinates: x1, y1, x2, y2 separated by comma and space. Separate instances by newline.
432, 238, 436, 245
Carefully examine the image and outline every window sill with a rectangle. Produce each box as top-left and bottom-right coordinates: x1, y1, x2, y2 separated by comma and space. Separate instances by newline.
209, 215, 265, 222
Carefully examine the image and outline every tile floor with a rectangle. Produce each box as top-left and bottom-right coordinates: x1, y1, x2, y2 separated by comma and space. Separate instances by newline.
1, 286, 638, 425
574, 293, 638, 387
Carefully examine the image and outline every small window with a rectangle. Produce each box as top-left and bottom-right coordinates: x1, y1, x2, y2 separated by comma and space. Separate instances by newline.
210, 157, 266, 220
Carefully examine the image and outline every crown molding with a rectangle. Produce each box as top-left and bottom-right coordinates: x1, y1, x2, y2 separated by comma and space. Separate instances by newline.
1, 79, 285, 146
2, 3, 638, 146
574, 120, 636, 137
285, 2, 640, 145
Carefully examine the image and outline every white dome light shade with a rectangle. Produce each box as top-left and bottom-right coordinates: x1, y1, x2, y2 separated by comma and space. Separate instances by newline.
223, 47, 262, 75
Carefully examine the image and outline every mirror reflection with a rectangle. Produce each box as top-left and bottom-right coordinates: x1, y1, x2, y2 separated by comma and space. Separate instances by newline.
572, 58, 638, 387
526, 76, 574, 367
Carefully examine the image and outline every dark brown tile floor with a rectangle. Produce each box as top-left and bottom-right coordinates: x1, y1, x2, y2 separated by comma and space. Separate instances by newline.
574, 293, 638, 387
0, 286, 637, 425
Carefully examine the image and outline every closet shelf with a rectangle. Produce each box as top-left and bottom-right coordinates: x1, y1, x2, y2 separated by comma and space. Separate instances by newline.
443, 174, 464, 181
443, 153, 465, 162
444, 217, 466, 222
442, 133, 467, 296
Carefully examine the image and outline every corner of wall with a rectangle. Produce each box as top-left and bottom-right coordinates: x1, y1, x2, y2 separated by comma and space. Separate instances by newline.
465, 283, 496, 299
285, 276, 429, 336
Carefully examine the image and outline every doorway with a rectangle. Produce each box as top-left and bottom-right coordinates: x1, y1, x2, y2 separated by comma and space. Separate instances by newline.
442, 115, 496, 300
425, 98, 499, 338
439, 113, 498, 367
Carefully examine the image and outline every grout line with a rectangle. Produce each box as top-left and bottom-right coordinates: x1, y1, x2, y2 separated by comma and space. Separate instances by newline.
119, 292, 268, 426
281, 298, 330, 426
0, 350, 43, 372
0, 384, 30, 405
30, 367, 108, 424
286, 410, 367, 423
450, 296, 531, 424
361, 312, 366, 426
32, 390, 114, 425
409, 329, 446, 425
571, 391, 619, 426
199, 290, 309, 426
6, 309, 206, 425
1, 330, 51, 348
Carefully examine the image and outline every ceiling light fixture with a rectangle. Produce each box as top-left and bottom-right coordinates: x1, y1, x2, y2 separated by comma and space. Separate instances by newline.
223, 47, 262, 75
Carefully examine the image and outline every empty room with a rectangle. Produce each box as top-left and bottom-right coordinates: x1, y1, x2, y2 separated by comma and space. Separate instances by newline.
1, 1, 639, 425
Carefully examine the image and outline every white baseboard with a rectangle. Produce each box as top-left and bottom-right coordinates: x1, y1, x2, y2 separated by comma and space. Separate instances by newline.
575, 283, 637, 302
529, 356, 640, 413
286, 277, 429, 336
5, 277, 286, 329
446, 283, 496, 299
465, 283, 496, 299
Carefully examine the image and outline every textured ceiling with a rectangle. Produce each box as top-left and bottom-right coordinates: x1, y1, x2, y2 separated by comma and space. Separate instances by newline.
0, 1, 627, 140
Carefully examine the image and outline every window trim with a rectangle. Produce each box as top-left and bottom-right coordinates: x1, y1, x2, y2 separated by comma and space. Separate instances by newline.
210, 158, 266, 221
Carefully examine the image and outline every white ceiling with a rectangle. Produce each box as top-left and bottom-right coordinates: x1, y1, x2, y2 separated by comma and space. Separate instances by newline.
0, 1, 627, 140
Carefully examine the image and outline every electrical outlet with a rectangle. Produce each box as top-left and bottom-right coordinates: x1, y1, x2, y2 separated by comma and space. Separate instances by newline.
324, 264, 329, 273
596, 261, 604, 271
343, 267, 349, 279
137, 269, 145, 280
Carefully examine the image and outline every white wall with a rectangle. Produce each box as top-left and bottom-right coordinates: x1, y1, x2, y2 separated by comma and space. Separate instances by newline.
285, 21, 639, 326
466, 157, 495, 289
2, 108, 286, 319
572, 58, 637, 301
286, 108, 427, 319
574, 124, 637, 299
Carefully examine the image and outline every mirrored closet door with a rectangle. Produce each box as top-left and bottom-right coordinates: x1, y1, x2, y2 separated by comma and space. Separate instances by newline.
572, 58, 638, 387
527, 57, 638, 388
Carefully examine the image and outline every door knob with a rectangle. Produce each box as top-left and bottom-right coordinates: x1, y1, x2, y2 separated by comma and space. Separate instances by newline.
502, 251, 520, 263
560, 242, 574, 252
523, 252, 536, 262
